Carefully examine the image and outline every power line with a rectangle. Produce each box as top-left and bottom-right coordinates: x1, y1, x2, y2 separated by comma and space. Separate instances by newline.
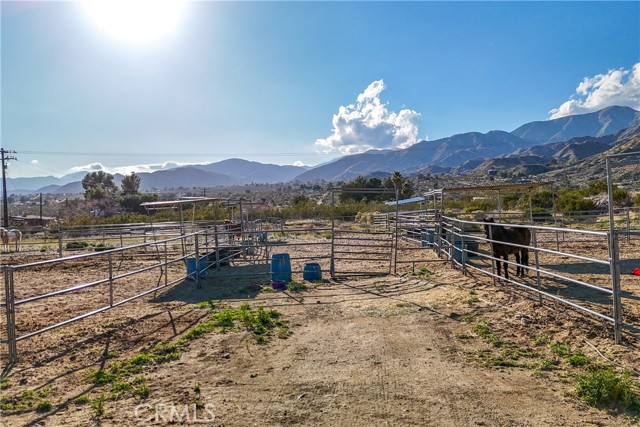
18, 150, 332, 157
2, 148, 18, 228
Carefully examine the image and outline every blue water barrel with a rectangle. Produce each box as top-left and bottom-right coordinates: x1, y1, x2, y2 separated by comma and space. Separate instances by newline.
185, 255, 208, 280
303, 263, 322, 281
421, 229, 435, 247
453, 243, 468, 263
271, 253, 292, 282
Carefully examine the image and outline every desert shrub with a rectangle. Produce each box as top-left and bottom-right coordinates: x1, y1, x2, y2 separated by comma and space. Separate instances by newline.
65, 241, 89, 249
576, 365, 639, 410
555, 189, 596, 212
464, 199, 495, 213
612, 187, 630, 207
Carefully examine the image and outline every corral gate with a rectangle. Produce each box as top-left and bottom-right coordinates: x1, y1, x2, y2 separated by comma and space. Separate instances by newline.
331, 228, 394, 277
330, 188, 397, 278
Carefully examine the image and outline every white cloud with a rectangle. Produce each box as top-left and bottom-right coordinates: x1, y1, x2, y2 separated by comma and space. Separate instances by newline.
69, 162, 106, 173
68, 161, 198, 175
292, 161, 305, 167
315, 80, 421, 155
549, 63, 640, 119
110, 161, 191, 175
31, 160, 39, 165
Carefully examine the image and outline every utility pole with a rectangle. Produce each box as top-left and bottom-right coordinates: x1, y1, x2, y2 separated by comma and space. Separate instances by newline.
1, 148, 17, 228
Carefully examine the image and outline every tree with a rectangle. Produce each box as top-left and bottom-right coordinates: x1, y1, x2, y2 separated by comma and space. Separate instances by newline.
120, 193, 158, 214
82, 171, 117, 201
121, 172, 141, 195
292, 194, 310, 206
384, 171, 414, 199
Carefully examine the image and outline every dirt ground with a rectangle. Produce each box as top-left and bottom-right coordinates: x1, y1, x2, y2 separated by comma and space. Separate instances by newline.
1, 236, 640, 426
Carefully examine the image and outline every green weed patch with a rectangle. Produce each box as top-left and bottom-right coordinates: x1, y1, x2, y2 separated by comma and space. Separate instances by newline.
576, 365, 640, 411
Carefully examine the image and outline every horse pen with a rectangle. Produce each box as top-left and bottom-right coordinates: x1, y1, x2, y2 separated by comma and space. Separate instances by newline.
1, 192, 640, 425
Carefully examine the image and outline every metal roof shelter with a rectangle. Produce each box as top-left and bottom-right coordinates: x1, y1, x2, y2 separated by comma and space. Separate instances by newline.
140, 197, 224, 238
384, 196, 426, 207
424, 181, 552, 221
140, 197, 223, 209
442, 182, 547, 193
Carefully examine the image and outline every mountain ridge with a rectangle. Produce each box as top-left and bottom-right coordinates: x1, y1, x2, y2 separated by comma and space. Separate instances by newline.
8, 105, 639, 194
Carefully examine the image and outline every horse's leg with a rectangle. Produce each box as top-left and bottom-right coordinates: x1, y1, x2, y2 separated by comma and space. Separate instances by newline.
494, 251, 501, 279
515, 252, 521, 277
522, 249, 528, 275
503, 254, 509, 280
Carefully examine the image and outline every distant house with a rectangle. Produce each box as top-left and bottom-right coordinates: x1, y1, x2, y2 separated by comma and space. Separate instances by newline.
11, 215, 57, 227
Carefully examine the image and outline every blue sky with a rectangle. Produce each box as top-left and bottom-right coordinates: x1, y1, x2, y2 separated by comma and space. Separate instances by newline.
2, 0, 639, 178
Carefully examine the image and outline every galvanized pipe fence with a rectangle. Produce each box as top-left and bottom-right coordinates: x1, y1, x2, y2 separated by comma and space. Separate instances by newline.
0, 218, 398, 369
3, 203, 639, 370
429, 215, 637, 344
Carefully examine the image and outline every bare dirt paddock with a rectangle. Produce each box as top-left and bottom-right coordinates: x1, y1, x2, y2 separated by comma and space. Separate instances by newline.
1, 237, 640, 426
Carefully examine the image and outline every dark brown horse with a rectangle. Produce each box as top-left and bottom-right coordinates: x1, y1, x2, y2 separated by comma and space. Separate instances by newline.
482, 218, 530, 280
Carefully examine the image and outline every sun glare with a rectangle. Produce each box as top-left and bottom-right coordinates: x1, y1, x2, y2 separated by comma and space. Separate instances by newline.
82, 0, 186, 44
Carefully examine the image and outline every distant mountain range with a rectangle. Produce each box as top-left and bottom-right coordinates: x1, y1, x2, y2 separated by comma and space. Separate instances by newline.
295, 105, 639, 181
8, 105, 640, 195
9, 159, 308, 194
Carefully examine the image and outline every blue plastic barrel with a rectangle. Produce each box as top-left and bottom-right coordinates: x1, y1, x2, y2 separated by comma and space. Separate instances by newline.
185, 255, 209, 280
421, 229, 435, 247
453, 243, 468, 263
303, 263, 322, 281
271, 253, 292, 282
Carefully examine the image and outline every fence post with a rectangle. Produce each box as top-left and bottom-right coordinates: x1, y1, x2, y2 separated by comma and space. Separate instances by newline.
195, 234, 201, 289
487, 223, 496, 283
460, 221, 467, 275
435, 212, 443, 259
4, 266, 18, 365
609, 231, 623, 344
532, 228, 542, 306
164, 241, 168, 288
214, 222, 220, 271
448, 220, 455, 269
330, 189, 335, 279
393, 189, 400, 275
264, 230, 270, 276
58, 229, 63, 257
108, 252, 114, 306
606, 157, 623, 344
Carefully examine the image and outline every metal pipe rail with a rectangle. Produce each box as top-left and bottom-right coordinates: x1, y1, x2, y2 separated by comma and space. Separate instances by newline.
468, 246, 613, 295
12, 275, 186, 343
464, 262, 616, 323
0, 231, 208, 364
438, 215, 630, 343
468, 232, 610, 266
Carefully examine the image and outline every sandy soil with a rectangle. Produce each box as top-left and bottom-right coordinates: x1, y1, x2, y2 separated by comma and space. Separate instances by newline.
1, 234, 639, 426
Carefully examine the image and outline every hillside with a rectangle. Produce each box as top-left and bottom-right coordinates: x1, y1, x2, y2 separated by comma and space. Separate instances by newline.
511, 106, 640, 143
294, 106, 639, 182
540, 129, 640, 185
192, 158, 306, 184
8, 105, 640, 194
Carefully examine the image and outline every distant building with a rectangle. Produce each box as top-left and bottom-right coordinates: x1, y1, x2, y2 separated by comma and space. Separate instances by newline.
11, 215, 57, 227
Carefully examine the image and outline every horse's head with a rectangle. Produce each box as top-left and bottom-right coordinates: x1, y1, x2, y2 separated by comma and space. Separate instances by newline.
482, 217, 495, 236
